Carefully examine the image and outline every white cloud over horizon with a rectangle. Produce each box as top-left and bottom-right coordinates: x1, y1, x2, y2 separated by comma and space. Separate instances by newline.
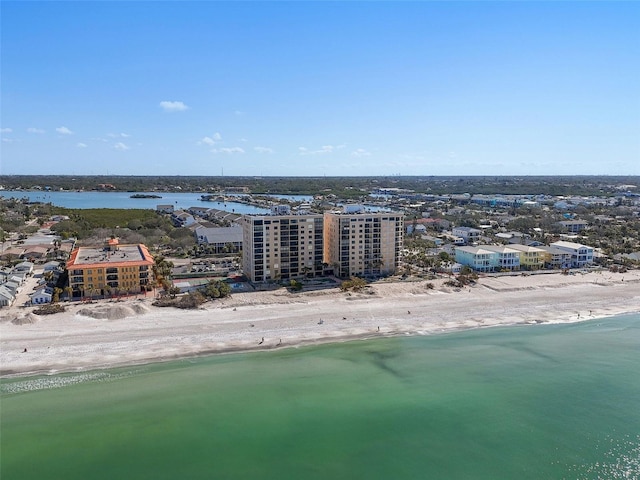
56, 126, 74, 135
212, 147, 244, 154
0, 128, 12, 133
351, 148, 371, 157
159, 101, 189, 112
199, 132, 222, 146
299, 145, 345, 155
77, 142, 88, 148
254, 146, 274, 154
27, 127, 45, 134
114, 142, 130, 151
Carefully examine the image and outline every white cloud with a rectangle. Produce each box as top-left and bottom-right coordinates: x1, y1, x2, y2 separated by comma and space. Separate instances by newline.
299, 145, 336, 155
114, 142, 130, 151
77, 143, 88, 148
56, 126, 74, 135
2, 138, 14, 143
198, 132, 222, 146
0, 128, 12, 133
212, 147, 244, 154
107, 132, 131, 138
351, 148, 371, 157
254, 146, 274, 154
159, 100, 189, 112
27, 127, 45, 134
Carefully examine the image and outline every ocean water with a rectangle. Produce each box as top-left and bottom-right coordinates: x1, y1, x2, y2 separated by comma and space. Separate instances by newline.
2, 314, 639, 480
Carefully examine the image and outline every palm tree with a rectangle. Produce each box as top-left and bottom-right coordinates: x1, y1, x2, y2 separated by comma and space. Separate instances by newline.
64, 286, 73, 301
52, 287, 63, 303
152, 255, 174, 289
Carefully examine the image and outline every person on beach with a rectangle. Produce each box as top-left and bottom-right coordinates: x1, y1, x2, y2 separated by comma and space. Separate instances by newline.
258, 337, 264, 345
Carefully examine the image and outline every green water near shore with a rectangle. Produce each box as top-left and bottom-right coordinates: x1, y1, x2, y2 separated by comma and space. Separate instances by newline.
2, 315, 640, 479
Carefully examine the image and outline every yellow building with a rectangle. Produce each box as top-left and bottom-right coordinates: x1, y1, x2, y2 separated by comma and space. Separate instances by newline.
507, 244, 546, 270
324, 210, 404, 278
66, 240, 154, 297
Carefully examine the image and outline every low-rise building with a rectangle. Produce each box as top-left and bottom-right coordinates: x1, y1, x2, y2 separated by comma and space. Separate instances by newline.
194, 225, 243, 253
66, 239, 154, 296
507, 244, 546, 270
452, 227, 482, 245
538, 246, 573, 269
0, 285, 16, 306
31, 287, 53, 304
559, 219, 588, 233
481, 245, 521, 271
454, 246, 499, 272
549, 241, 594, 268
156, 204, 175, 214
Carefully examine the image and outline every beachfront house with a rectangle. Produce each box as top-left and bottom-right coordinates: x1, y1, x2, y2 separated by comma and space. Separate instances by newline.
454, 246, 499, 272
480, 245, 521, 271
539, 246, 573, 269
507, 244, 546, 270
30, 287, 53, 304
550, 241, 594, 268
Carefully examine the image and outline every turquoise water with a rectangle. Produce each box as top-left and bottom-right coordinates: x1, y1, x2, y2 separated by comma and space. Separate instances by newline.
2, 315, 639, 479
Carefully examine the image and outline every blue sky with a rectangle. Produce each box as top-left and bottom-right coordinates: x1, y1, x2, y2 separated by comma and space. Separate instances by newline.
1, 1, 639, 176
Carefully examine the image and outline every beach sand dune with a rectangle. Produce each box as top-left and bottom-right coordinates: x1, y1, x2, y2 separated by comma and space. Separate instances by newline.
1, 271, 638, 377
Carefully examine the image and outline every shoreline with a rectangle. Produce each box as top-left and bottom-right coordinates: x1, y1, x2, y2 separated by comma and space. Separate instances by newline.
2, 270, 639, 379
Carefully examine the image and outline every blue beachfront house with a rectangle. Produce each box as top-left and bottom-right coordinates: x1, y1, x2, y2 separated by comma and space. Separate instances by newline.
454, 246, 499, 272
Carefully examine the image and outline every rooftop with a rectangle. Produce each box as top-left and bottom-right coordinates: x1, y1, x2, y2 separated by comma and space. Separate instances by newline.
67, 244, 154, 268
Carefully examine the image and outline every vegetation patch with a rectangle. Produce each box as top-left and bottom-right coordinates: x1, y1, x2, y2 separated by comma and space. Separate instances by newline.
340, 277, 368, 292
33, 304, 66, 315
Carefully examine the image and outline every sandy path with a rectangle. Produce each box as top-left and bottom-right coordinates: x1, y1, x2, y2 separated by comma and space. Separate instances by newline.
1, 270, 639, 377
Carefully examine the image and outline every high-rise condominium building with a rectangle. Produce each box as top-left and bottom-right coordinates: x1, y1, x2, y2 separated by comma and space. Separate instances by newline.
323, 211, 404, 278
241, 214, 324, 282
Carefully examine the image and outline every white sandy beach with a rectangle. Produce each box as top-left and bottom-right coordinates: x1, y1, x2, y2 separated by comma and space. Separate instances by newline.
1, 270, 639, 377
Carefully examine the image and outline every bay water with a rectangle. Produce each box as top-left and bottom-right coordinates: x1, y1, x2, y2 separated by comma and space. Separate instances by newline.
2, 314, 639, 479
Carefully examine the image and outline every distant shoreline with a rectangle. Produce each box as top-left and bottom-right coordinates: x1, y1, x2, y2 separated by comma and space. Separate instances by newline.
2, 270, 639, 379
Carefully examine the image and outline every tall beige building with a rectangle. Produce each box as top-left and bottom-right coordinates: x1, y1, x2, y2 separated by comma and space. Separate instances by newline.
324, 210, 404, 278
241, 214, 324, 282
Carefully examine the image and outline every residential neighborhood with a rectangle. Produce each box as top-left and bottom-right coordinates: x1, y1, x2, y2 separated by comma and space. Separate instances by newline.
1, 176, 639, 308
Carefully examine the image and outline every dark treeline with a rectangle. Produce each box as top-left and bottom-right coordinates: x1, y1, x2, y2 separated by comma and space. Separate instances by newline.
1, 175, 639, 197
